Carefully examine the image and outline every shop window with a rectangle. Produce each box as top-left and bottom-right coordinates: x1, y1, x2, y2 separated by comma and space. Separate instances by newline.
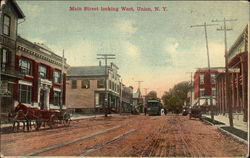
19, 85, 32, 104
72, 80, 77, 89
3, 14, 10, 36
39, 65, 47, 79
81, 80, 90, 89
19, 58, 32, 75
54, 91, 61, 106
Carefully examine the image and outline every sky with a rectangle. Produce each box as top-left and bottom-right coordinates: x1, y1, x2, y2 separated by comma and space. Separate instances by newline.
16, 0, 249, 97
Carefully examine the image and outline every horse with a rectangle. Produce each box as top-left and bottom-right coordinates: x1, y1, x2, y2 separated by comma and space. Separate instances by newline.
12, 103, 42, 131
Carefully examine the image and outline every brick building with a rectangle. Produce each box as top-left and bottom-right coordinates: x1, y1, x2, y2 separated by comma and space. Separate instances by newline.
0, 0, 69, 113
66, 63, 121, 113
0, 0, 24, 114
216, 25, 248, 122
15, 37, 69, 110
193, 67, 224, 108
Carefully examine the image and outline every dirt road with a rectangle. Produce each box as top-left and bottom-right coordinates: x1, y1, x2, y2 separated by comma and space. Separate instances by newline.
0, 114, 247, 157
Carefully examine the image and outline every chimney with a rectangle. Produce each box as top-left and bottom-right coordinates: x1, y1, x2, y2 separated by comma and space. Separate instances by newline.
99, 60, 101, 66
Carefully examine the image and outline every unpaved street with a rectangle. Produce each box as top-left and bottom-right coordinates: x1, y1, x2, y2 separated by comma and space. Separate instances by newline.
1, 114, 247, 157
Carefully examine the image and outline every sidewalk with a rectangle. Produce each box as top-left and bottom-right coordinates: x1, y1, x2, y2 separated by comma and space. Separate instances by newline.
203, 114, 248, 132
202, 114, 248, 144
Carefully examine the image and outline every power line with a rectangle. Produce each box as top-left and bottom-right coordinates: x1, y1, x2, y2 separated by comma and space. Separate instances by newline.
190, 22, 218, 122
212, 18, 237, 127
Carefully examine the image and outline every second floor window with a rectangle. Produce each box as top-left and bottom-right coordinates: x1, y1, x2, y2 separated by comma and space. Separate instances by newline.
54, 91, 61, 106
3, 15, 10, 36
199, 74, 204, 84
72, 80, 77, 89
54, 70, 61, 83
81, 80, 90, 89
97, 79, 105, 88
39, 65, 47, 79
212, 88, 216, 96
211, 73, 216, 83
199, 88, 205, 97
19, 58, 32, 75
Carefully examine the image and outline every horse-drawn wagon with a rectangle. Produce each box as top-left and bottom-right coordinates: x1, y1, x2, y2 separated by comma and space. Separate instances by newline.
9, 102, 71, 132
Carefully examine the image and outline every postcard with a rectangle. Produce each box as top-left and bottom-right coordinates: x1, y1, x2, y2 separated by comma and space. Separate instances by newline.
0, 0, 249, 157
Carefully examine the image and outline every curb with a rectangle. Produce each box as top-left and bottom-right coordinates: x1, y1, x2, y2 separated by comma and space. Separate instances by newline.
201, 117, 248, 145
217, 126, 248, 145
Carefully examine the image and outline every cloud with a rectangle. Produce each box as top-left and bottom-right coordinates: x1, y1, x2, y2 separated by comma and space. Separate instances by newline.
114, 19, 137, 34
120, 41, 139, 57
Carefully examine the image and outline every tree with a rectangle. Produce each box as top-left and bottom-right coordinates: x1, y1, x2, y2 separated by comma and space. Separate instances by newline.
161, 81, 192, 113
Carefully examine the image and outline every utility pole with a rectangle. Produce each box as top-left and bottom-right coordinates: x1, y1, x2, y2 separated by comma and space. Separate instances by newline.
186, 72, 193, 107
135, 80, 144, 91
144, 88, 148, 96
212, 18, 237, 127
60, 49, 65, 111
120, 79, 123, 115
191, 22, 218, 122
97, 54, 116, 117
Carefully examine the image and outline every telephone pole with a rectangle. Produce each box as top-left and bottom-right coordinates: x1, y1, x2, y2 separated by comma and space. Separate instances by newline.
135, 80, 144, 92
212, 18, 237, 127
97, 54, 116, 117
186, 72, 193, 107
191, 22, 218, 122
60, 49, 65, 111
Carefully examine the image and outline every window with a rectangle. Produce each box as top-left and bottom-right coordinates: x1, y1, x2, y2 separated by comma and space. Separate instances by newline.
0, 48, 9, 69
97, 79, 105, 88
211, 73, 216, 83
109, 80, 111, 89
54, 91, 61, 106
19, 85, 32, 104
54, 70, 61, 83
81, 80, 90, 89
199, 88, 205, 97
212, 88, 216, 96
199, 74, 204, 84
72, 80, 77, 89
3, 15, 10, 36
39, 65, 47, 79
19, 58, 32, 75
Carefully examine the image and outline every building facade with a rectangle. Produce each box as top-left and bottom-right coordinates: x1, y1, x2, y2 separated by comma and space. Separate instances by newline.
0, 0, 24, 114
66, 63, 121, 113
193, 67, 224, 108
216, 25, 248, 122
121, 85, 133, 113
15, 36, 68, 110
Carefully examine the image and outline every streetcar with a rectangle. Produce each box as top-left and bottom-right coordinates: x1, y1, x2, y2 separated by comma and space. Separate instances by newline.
146, 99, 163, 116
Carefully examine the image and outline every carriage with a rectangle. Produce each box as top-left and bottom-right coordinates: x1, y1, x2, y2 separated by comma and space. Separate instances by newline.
9, 102, 71, 132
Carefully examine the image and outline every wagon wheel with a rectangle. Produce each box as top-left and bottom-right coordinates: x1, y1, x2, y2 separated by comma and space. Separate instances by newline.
63, 112, 71, 126
48, 114, 57, 128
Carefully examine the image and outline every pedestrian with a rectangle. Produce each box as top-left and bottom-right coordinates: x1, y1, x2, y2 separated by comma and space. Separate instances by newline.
144, 107, 147, 116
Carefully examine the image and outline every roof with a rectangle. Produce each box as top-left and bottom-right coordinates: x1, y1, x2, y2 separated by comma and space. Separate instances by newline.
8, 0, 25, 18
67, 66, 106, 77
